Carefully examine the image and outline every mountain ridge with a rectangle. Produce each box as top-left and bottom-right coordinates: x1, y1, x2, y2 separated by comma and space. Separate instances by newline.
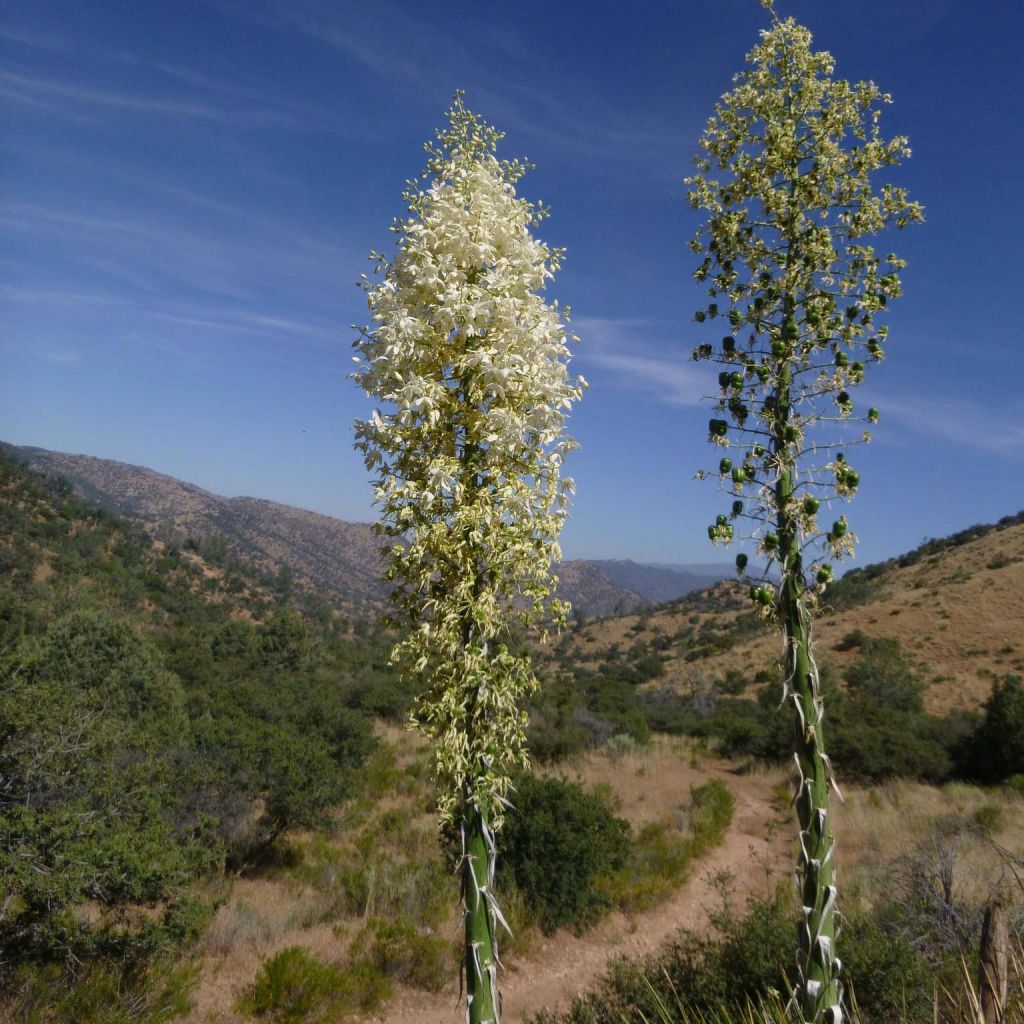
0, 442, 730, 618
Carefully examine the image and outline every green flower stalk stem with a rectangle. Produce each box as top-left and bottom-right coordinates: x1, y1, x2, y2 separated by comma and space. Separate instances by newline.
777, 441, 840, 1020
352, 94, 584, 1023
463, 795, 499, 1023
687, 5, 922, 1020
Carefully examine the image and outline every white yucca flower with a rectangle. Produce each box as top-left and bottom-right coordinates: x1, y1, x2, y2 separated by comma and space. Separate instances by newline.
352, 92, 584, 827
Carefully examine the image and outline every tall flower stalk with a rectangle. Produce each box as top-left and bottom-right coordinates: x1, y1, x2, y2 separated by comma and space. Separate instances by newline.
687, 6, 922, 1021
352, 94, 583, 1023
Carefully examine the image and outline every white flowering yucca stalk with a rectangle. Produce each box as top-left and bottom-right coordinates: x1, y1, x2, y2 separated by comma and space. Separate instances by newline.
687, 5, 922, 1023
352, 94, 583, 1024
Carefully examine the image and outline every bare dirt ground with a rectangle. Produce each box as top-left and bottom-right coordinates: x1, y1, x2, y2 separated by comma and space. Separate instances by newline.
184, 744, 791, 1024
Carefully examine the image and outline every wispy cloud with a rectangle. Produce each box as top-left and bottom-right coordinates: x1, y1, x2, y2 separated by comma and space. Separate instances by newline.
574, 316, 709, 407
1, 199, 358, 304
0, 68, 330, 130
221, 0, 686, 168
873, 391, 1024, 456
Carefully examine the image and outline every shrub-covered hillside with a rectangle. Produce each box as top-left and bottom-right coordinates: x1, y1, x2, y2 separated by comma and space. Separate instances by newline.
0, 451, 410, 984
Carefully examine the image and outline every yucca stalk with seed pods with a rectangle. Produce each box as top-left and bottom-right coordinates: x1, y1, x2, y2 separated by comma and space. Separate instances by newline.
687, 5, 923, 1022
352, 94, 584, 1024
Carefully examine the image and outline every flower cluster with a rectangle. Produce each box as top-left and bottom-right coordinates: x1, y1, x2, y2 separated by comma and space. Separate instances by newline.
688, 13, 923, 609
353, 95, 584, 827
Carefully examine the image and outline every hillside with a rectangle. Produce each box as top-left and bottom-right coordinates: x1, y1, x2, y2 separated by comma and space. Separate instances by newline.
1, 442, 728, 618
1, 442, 385, 616
563, 511, 1024, 716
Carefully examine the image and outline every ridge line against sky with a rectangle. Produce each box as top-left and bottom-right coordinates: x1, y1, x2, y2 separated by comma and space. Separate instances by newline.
2, 0, 1023, 565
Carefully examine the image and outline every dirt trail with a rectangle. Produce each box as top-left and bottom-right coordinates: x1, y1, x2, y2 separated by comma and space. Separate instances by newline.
382, 764, 789, 1024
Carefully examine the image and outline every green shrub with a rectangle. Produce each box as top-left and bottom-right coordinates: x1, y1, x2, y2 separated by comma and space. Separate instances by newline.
239, 946, 383, 1022
687, 780, 734, 850
843, 636, 924, 712
527, 890, 935, 1024
963, 675, 1024, 783
498, 775, 630, 934
6, 959, 199, 1024
601, 780, 734, 912
352, 917, 449, 991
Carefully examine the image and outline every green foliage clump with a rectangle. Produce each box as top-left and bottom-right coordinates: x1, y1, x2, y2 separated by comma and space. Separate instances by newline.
351, 917, 449, 991
498, 775, 630, 934
640, 640, 978, 786
961, 674, 1024, 784
4, 959, 199, 1024
599, 780, 734, 913
528, 890, 935, 1024
239, 946, 384, 1022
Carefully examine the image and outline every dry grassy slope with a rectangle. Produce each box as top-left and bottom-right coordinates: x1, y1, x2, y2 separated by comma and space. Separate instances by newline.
570, 521, 1024, 715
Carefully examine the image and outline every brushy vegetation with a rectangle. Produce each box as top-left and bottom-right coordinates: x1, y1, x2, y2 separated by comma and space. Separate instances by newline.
2, 452, 1020, 1023
500, 776, 733, 933
540, 621, 1022, 788
527, 885, 1023, 1024
0, 453, 402, 1007
237, 945, 390, 1022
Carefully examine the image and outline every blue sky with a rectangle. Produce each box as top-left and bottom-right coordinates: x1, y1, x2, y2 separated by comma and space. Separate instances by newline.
2, 0, 1023, 566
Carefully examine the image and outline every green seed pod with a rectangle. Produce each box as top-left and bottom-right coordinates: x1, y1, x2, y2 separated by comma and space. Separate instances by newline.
783, 321, 800, 341
719, 371, 733, 388
837, 391, 851, 406
730, 371, 744, 388
732, 499, 744, 516
816, 564, 833, 585
735, 552, 748, 571
723, 335, 736, 353
868, 407, 880, 424
784, 424, 800, 443
803, 496, 820, 515
846, 304, 859, 320
695, 310, 706, 323
731, 466, 747, 484
764, 533, 779, 550
708, 303, 718, 318
844, 471, 860, 488
756, 365, 770, 382
836, 452, 846, 463
709, 418, 728, 437
835, 352, 849, 368
720, 457, 733, 474
716, 514, 728, 527
832, 519, 847, 538
752, 444, 766, 458
772, 339, 788, 357
729, 309, 743, 328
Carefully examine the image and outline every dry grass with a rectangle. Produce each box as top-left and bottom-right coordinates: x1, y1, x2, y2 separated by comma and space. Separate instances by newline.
836, 779, 1024, 910
570, 520, 1024, 715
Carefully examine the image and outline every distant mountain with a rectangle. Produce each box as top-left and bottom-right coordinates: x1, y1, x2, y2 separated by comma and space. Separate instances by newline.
1, 443, 736, 618
586, 559, 726, 605
555, 560, 648, 618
